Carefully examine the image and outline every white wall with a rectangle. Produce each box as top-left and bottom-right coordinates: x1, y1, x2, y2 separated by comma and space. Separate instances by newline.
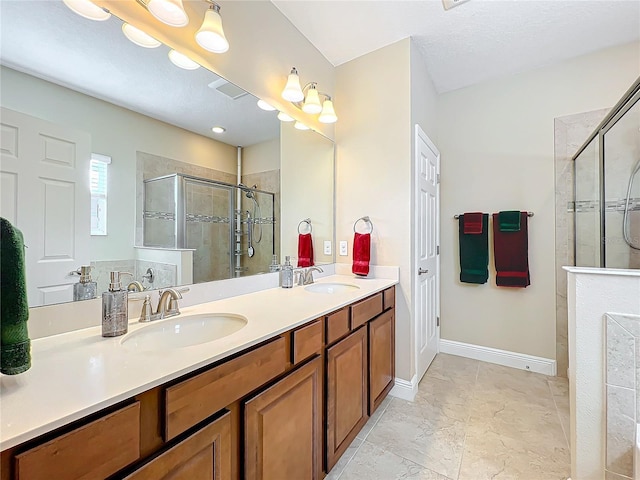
1, 66, 237, 262
243, 138, 280, 175
438, 42, 640, 360
336, 38, 439, 383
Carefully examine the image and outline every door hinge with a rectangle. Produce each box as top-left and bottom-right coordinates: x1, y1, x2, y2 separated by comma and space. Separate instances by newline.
437, 245, 440, 255
437, 173, 440, 184
437, 316, 440, 327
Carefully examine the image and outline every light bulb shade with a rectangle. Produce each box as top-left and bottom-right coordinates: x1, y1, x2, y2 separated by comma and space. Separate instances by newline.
282, 69, 304, 103
63, 0, 111, 21
168, 50, 200, 70
294, 121, 309, 131
319, 99, 338, 123
302, 85, 322, 114
277, 112, 294, 122
257, 100, 276, 111
122, 23, 161, 48
195, 6, 229, 53
147, 0, 188, 27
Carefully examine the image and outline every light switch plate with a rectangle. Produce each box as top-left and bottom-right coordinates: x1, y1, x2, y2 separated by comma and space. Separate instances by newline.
323, 240, 332, 255
339, 241, 348, 256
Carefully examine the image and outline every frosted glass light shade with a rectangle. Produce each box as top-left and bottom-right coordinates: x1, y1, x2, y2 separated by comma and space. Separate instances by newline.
302, 84, 322, 114
147, 0, 188, 27
282, 69, 304, 103
195, 5, 229, 53
257, 100, 276, 111
277, 112, 294, 122
122, 23, 161, 48
294, 121, 309, 131
63, 0, 111, 21
168, 50, 200, 70
319, 99, 337, 123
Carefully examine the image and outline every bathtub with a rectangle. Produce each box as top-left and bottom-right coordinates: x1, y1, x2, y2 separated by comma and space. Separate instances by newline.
635, 424, 640, 480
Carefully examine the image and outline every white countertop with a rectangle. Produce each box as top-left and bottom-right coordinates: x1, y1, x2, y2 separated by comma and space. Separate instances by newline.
0, 274, 397, 451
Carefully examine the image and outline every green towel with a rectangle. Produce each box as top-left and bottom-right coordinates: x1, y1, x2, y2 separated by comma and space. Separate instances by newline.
459, 214, 489, 284
498, 210, 521, 232
1, 217, 31, 375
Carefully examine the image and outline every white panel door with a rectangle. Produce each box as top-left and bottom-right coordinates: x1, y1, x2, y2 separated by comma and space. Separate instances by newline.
415, 125, 440, 382
1, 108, 91, 306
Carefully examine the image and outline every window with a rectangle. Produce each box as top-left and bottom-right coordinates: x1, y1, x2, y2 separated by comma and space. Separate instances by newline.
90, 153, 111, 236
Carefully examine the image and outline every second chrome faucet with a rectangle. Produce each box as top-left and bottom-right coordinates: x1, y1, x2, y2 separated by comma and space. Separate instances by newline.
296, 266, 324, 286
139, 287, 189, 322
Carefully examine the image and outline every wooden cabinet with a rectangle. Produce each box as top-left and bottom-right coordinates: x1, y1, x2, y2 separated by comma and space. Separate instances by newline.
244, 357, 323, 480
369, 309, 395, 414
124, 411, 231, 480
325, 327, 369, 471
325, 308, 350, 345
291, 320, 323, 365
350, 292, 383, 330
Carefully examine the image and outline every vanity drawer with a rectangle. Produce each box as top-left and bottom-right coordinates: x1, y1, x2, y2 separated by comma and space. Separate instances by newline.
292, 319, 323, 364
15, 402, 140, 480
383, 286, 395, 310
325, 308, 350, 345
350, 293, 383, 330
165, 337, 287, 440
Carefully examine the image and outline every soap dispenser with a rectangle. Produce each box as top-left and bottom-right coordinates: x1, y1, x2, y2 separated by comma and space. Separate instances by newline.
269, 254, 280, 273
72, 266, 97, 301
102, 271, 130, 337
280, 256, 294, 288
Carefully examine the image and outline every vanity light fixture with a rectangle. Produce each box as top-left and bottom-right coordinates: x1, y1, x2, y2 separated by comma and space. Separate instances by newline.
168, 49, 200, 70
294, 121, 309, 131
63, 0, 111, 21
281, 67, 337, 123
257, 100, 276, 111
147, 0, 189, 27
195, 1, 229, 53
277, 112, 294, 122
122, 23, 161, 48
211, 126, 226, 133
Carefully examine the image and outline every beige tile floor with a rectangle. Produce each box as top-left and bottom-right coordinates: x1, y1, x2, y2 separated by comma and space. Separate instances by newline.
326, 353, 571, 480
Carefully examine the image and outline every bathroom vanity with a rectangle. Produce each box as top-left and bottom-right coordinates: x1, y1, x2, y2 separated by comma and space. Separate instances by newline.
0, 278, 396, 479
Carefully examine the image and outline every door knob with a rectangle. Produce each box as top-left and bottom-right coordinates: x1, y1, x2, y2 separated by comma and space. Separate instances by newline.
418, 268, 429, 275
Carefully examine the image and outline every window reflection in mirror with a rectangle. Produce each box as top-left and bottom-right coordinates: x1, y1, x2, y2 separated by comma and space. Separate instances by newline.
0, 0, 334, 307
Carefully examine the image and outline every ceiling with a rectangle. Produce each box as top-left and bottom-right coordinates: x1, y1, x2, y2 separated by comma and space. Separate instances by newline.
272, 0, 640, 93
0, 0, 280, 147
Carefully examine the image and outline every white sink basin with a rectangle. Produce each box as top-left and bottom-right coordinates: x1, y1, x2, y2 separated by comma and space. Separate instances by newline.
304, 283, 360, 294
120, 313, 248, 351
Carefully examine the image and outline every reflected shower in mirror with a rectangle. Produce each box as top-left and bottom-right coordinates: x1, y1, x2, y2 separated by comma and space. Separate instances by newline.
0, 0, 334, 307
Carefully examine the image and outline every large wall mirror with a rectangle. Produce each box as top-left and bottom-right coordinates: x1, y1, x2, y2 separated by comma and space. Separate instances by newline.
0, 0, 335, 307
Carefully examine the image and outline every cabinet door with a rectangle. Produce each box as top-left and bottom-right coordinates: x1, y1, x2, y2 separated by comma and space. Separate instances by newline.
369, 309, 395, 414
244, 357, 322, 480
124, 411, 231, 480
326, 327, 368, 471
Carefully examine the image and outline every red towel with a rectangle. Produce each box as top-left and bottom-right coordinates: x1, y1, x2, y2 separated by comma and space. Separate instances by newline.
297, 233, 314, 267
352, 232, 371, 276
463, 212, 484, 234
492, 212, 530, 287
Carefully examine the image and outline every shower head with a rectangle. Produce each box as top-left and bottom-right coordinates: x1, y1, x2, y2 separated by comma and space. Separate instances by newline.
237, 183, 257, 199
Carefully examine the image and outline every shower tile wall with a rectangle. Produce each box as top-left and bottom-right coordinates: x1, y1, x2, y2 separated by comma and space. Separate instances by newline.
90, 259, 136, 294
605, 313, 640, 479
554, 108, 608, 377
241, 170, 280, 276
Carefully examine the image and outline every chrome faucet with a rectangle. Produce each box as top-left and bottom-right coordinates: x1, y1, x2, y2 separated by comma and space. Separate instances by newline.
297, 266, 324, 286
138, 287, 187, 322
127, 281, 145, 292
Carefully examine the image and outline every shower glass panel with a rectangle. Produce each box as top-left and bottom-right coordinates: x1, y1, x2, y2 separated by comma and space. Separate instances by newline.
143, 175, 177, 248
238, 189, 275, 277
603, 96, 640, 268
574, 136, 601, 267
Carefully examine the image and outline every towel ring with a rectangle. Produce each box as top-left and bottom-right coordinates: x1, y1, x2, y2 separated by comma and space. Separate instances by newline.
354, 216, 374, 234
298, 218, 312, 234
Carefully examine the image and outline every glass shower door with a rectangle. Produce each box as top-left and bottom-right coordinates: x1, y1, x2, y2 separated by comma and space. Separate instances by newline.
143, 175, 177, 248
574, 136, 601, 267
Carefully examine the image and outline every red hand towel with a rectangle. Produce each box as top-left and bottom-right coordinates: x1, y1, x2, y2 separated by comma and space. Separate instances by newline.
463, 212, 484, 234
352, 232, 371, 276
492, 212, 530, 287
297, 233, 314, 267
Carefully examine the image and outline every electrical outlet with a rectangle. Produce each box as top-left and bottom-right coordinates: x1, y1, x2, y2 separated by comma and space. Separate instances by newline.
339, 241, 348, 256
323, 240, 332, 255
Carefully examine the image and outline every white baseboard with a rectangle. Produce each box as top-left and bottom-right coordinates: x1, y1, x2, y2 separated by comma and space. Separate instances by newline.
439, 339, 557, 376
389, 374, 418, 401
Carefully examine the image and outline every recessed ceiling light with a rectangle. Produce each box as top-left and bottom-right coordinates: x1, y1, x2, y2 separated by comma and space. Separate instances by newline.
294, 121, 309, 131
122, 23, 161, 48
277, 112, 294, 122
257, 99, 276, 111
63, 0, 111, 21
168, 50, 200, 70
211, 126, 226, 133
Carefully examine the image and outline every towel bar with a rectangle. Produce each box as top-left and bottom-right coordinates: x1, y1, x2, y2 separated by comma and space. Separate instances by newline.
354, 216, 374, 234
298, 218, 312, 234
453, 212, 534, 219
